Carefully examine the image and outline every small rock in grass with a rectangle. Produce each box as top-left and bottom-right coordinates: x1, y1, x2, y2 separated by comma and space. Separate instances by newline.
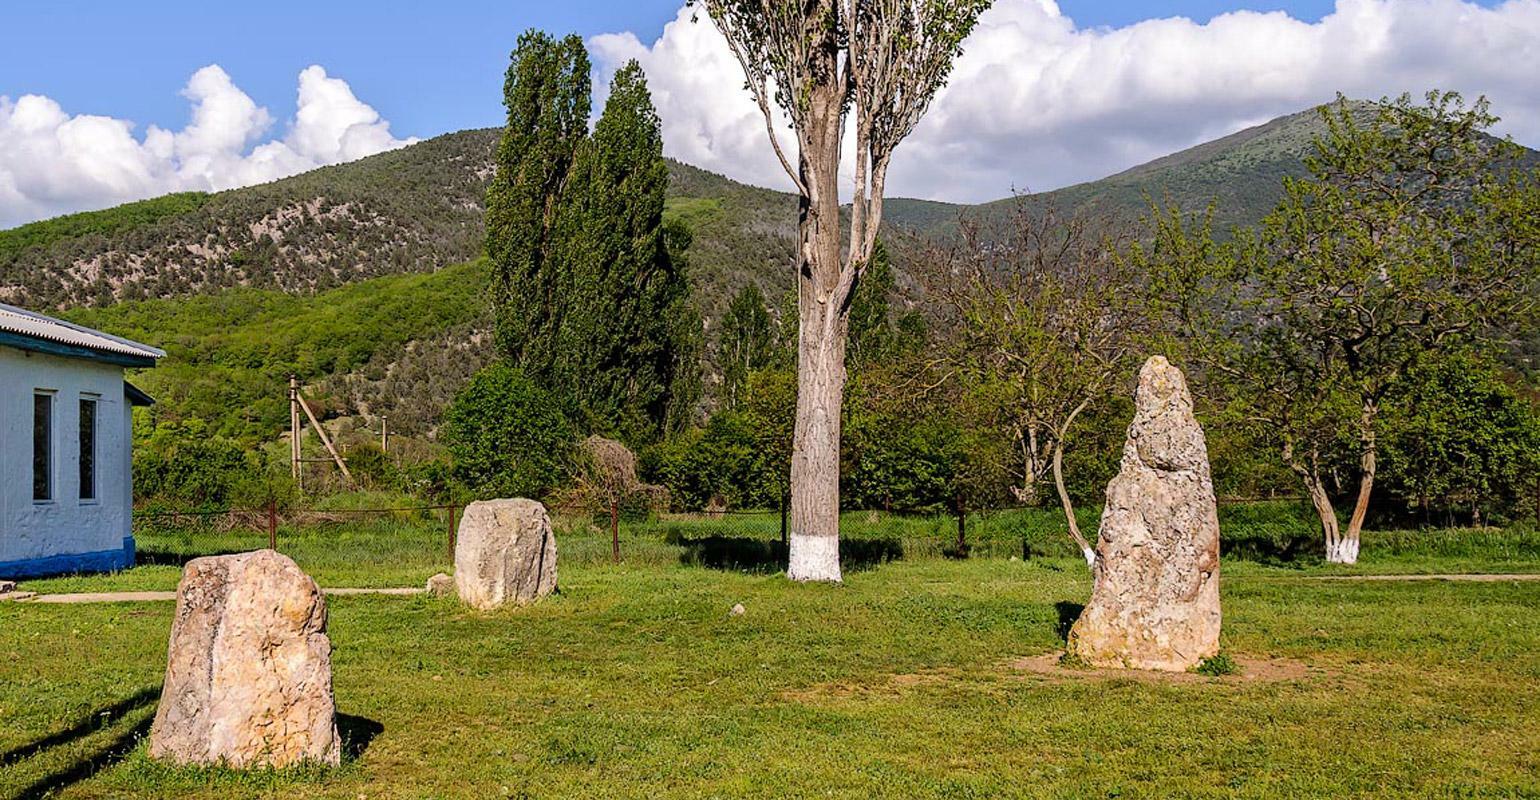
730, 603, 746, 616
0, 580, 15, 594
425, 572, 453, 597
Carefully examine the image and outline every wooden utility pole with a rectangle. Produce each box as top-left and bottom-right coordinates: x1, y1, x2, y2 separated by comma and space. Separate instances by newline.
296, 392, 354, 485
287, 376, 355, 488
380, 415, 389, 453
289, 376, 302, 491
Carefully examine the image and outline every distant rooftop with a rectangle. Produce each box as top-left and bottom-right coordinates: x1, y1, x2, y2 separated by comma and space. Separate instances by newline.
0, 302, 164, 365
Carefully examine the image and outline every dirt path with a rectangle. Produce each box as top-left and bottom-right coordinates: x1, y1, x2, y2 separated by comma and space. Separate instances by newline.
2, 587, 425, 604
1249, 573, 1540, 582
5, 573, 1538, 605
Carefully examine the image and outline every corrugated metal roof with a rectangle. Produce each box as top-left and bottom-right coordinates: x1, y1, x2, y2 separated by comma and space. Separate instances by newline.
0, 302, 165, 361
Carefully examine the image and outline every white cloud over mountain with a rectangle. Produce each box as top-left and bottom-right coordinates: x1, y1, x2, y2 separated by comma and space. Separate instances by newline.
590, 0, 1540, 202
0, 65, 414, 227
4, 1, 1535, 228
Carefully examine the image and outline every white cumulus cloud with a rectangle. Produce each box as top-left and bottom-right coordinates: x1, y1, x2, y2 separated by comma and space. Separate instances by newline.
0, 65, 415, 227
590, 0, 1540, 203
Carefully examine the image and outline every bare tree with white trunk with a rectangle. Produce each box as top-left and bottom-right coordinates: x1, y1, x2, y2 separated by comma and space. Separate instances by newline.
697, 0, 992, 581
915, 202, 1143, 569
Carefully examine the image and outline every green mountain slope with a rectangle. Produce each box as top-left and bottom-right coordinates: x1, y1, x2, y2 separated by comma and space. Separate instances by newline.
14, 103, 1534, 441
62, 261, 492, 441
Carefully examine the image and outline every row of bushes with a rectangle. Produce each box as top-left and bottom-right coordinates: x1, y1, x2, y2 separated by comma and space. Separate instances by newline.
133, 352, 1540, 530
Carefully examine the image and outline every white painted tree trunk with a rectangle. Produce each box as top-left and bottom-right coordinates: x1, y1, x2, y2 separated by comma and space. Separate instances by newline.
1335, 416, 1376, 566
786, 107, 847, 584
786, 321, 846, 582
1052, 440, 1096, 572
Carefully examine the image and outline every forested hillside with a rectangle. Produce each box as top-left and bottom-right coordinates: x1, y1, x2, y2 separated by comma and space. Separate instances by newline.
6, 105, 1416, 316
14, 102, 1537, 444
63, 262, 493, 441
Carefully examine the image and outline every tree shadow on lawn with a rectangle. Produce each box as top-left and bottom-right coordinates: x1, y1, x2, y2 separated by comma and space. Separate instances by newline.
136, 547, 252, 568
3, 686, 159, 800
0, 686, 160, 769
1220, 529, 1321, 567
673, 535, 904, 574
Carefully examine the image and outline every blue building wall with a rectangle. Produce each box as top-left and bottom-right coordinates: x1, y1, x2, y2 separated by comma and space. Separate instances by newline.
0, 536, 134, 580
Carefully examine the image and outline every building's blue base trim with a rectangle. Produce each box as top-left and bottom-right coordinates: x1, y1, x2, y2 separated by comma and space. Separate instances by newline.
0, 537, 135, 580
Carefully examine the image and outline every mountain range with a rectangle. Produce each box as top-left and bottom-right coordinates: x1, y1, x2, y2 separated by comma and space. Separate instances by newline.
4, 103, 1531, 441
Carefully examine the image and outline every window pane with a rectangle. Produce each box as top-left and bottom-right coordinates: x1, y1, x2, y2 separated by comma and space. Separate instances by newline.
79, 398, 97, 500
33, 393, 51, 501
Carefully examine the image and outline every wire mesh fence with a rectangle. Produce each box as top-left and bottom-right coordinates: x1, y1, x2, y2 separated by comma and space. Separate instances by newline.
130, 497, 1323, 584
134, 505, 460, 588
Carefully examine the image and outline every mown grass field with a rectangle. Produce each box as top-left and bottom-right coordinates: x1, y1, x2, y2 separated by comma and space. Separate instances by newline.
3, 506, 1539, 798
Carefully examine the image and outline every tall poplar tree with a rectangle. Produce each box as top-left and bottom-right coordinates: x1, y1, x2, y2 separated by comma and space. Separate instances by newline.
560, 61, 700, 440
718, 283, 775, 410
487, 40, 699, 443
703, 0, 991, 581
486, 31, 591, 375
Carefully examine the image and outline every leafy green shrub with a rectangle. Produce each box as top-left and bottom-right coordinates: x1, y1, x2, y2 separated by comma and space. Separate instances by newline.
1378, 354, 1540, 526
134, 421, 258, 507
442, 364, 576, 499
643, 412, 776, 510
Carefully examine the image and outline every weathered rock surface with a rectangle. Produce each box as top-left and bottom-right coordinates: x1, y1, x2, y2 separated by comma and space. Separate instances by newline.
454, 498, 557, 610
149, 549, 340, 767
425, 572, 453, 597
1067, 356, 1222, 671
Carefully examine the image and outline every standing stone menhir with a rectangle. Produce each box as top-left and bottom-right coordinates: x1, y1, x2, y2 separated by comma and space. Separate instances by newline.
150, 549, 341, 767
1067, 356, 1222, 672
454, 498, 557, 610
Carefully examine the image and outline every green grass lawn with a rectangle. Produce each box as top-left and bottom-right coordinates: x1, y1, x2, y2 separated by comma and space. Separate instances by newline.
4, 507, 1539, 798
20, 502, 1540, 595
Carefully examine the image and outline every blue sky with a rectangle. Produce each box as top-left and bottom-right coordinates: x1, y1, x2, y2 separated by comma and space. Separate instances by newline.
1, 0, 1495, 141
2, 0, 1533, 225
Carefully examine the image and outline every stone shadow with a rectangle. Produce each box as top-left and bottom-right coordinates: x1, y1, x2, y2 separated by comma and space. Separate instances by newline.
337, 713, 384, 762
1054, 601, 1085, 643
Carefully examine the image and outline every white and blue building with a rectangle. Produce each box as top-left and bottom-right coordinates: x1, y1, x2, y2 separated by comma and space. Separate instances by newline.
0, 303, 163, 579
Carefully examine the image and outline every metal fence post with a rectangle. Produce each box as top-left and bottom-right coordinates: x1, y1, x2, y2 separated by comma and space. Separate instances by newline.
447, 504, 458, 565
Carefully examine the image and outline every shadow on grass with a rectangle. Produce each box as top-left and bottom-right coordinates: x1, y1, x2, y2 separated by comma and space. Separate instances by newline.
136, 547, 253, 568
671, 534, 903, 574
337, 713, 383, 761
1221, 531, 1321, 567
4, 687, 159, 800
0, 686, 159, 769
1055, 601, 1085, 643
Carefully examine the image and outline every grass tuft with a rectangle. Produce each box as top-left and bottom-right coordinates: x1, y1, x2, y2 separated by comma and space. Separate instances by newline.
1193, 652, 1242, 677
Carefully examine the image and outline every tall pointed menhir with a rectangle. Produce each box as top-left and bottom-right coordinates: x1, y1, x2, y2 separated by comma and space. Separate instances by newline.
1067, 356, 1222, 671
